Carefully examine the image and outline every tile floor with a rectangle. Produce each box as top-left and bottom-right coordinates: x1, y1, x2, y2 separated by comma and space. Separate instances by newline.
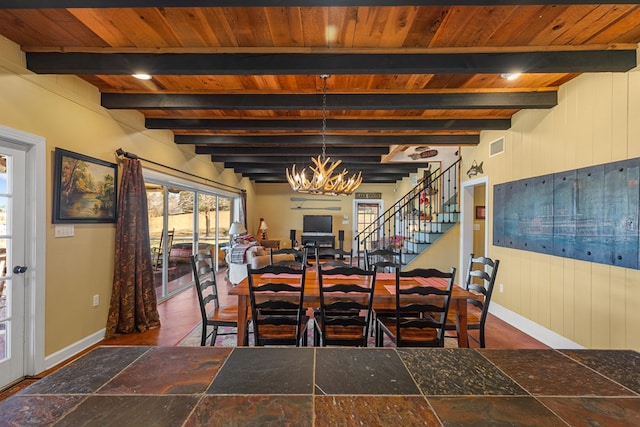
1, 346, 639, 426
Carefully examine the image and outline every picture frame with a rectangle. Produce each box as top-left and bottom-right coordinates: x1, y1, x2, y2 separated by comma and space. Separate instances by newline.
53, 148, 118, 223
475, 205, 486, 220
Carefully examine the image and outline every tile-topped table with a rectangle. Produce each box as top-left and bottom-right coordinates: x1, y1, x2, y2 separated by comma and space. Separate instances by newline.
1, 346, 639, 426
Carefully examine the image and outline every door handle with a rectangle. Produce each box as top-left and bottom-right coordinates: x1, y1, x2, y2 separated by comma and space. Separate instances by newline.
13, 266, 28, 274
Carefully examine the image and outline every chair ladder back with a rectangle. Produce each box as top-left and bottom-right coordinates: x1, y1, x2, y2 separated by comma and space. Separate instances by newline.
190, 252, 242, 346
468, 257, 500, 325
393, 267, 456, 347
247, 264, 308, 346
153, 228, 175, 270
190, 252, 221, 314
270, 247, 304, 265
364, 248, 400, 272
317, 248, 352, 265
321, 260, 352, 269
316, 265, 377, 346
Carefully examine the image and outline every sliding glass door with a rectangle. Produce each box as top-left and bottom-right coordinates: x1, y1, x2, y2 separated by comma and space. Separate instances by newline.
145, 172, 237, 301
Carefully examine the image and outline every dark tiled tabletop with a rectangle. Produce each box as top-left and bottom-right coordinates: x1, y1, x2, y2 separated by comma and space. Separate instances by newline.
1, 346, 639, 426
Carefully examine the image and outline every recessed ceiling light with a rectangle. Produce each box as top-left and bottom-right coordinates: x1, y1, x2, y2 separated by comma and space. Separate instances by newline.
500, 73, 521, 81
132, 73, 152, 80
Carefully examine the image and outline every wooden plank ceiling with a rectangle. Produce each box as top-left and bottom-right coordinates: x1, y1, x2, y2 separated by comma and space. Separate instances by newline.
0, 1, 638, 183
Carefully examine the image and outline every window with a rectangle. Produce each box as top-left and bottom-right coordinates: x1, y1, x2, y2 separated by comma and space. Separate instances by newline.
144, 170, 239, 302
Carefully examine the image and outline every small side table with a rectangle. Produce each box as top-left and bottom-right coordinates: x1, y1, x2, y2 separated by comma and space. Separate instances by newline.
260, 239, 280, 250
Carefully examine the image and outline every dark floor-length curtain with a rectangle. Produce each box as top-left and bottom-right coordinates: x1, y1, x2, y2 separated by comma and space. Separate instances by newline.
240, 190, 247, 229
105, 158, 160, 338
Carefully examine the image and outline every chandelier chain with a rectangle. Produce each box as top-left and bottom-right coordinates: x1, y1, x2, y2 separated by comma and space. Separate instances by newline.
321, 75, 327, 160
285, 74, 362, 196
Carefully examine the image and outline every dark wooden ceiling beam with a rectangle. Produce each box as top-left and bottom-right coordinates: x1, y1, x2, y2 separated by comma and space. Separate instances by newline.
103, 92, 557, 110
218, 156, 384, 164
148, 118, 509, 131
177, 134, 478, 146
239, 170, 410, 178
195, 146, 388, 156
3, 1, 633, 9
250, 175, 399, 184
27, 51, 636, 75
224, 162, 419, 171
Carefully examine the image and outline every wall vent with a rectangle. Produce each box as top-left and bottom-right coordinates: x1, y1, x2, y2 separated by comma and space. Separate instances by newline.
489, 137, 505, 157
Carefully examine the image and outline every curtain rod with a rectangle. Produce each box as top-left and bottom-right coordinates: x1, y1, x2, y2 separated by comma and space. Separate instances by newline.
115, 148, 245, 193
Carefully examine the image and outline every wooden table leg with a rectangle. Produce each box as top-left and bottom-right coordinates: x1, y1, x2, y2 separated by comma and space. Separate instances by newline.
236, 295, 248, 346
455, 299, 469, 348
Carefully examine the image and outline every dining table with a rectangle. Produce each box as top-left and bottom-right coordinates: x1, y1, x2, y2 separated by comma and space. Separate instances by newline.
228, 267, 480, 347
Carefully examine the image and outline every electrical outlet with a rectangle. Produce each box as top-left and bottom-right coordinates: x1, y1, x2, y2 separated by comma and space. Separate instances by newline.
93, 295, 99, 307
499, 283, 504, 293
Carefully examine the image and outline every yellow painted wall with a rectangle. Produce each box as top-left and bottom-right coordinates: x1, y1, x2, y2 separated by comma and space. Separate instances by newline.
461, 51, 640, 350
405, 224, 460, 273
254, 182, 398, 252
0, 35, 250, 356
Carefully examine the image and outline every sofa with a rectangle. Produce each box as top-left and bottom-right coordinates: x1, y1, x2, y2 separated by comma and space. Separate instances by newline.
226, 245, 295, 285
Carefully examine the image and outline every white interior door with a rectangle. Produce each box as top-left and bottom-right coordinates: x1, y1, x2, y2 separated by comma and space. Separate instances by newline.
0, 145, 26, 387
353, 200, 383, 252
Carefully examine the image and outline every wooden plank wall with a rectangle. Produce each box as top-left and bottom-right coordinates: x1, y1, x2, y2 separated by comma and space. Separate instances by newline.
464, 58, 640, 351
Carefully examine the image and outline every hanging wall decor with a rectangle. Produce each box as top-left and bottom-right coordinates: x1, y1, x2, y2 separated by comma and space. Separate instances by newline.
53, 148, 118, 223
493, 157, 639, 269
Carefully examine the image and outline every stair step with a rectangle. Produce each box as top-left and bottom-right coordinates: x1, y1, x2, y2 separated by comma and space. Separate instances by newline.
404, 240, 431, 253
412, 232, 442, 243
437, 212, 459, 223
404, 221, 443, 233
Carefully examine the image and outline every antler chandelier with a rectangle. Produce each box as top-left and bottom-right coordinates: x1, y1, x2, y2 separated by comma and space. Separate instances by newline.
286, 75, 362, 196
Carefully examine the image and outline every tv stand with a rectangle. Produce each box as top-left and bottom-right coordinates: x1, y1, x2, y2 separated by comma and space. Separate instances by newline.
301, 233, 335, 248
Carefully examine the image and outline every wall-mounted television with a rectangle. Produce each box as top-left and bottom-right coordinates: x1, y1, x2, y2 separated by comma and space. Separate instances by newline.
303, 215, 333, 234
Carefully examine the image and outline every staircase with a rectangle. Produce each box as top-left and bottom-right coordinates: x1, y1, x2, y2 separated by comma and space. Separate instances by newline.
354, 158, 461, 269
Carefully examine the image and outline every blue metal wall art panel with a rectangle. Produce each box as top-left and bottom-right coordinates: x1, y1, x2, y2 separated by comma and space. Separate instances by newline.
492, 156, 640, 270
504, 180, 524, 249
520, 174, 554, 254
493, 183, 506, 246
573, 164, 607, 264
604, 158, 639, 269
553, 169, 577, 259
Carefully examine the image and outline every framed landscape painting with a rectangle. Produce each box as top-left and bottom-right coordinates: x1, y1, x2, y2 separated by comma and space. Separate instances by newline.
53, 148, 118, 223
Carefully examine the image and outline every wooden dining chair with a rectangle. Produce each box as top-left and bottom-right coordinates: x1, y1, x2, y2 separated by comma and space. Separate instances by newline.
269, 247, 304, 265
246, 263, 309, 346
376, 267, 456, 347
313, 265, 377, 347
190, 252, 248, 346
317, 247, 352, 265
445, 254, 500, 348
320, 260, 352, 269
364, 248, 401, 272
364, 248, 400, 335
153, 228, 174, 271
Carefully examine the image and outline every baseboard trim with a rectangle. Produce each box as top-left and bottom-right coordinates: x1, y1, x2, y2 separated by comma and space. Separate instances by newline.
44, 329, 105, 371
489, 303, 584, 349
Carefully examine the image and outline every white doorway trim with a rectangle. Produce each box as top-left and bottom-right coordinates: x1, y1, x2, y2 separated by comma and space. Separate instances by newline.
459, 175, 489, 279
0, 124, 46, 377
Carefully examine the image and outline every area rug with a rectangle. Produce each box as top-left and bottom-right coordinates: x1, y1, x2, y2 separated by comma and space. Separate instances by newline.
177, 324, 458, 348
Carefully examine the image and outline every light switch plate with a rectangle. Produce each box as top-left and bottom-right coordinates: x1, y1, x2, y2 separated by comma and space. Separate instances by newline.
55, 225, 74, 238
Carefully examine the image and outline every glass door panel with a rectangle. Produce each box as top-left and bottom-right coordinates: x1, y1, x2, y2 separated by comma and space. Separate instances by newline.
146, 182, 167, 298
166, 188, 194, 296
0, 147, 26, 387
217, 196, 232, 269
356, 201, 382, 256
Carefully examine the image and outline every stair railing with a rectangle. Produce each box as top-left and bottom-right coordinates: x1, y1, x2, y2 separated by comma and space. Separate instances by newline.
354, 158, 461, 268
